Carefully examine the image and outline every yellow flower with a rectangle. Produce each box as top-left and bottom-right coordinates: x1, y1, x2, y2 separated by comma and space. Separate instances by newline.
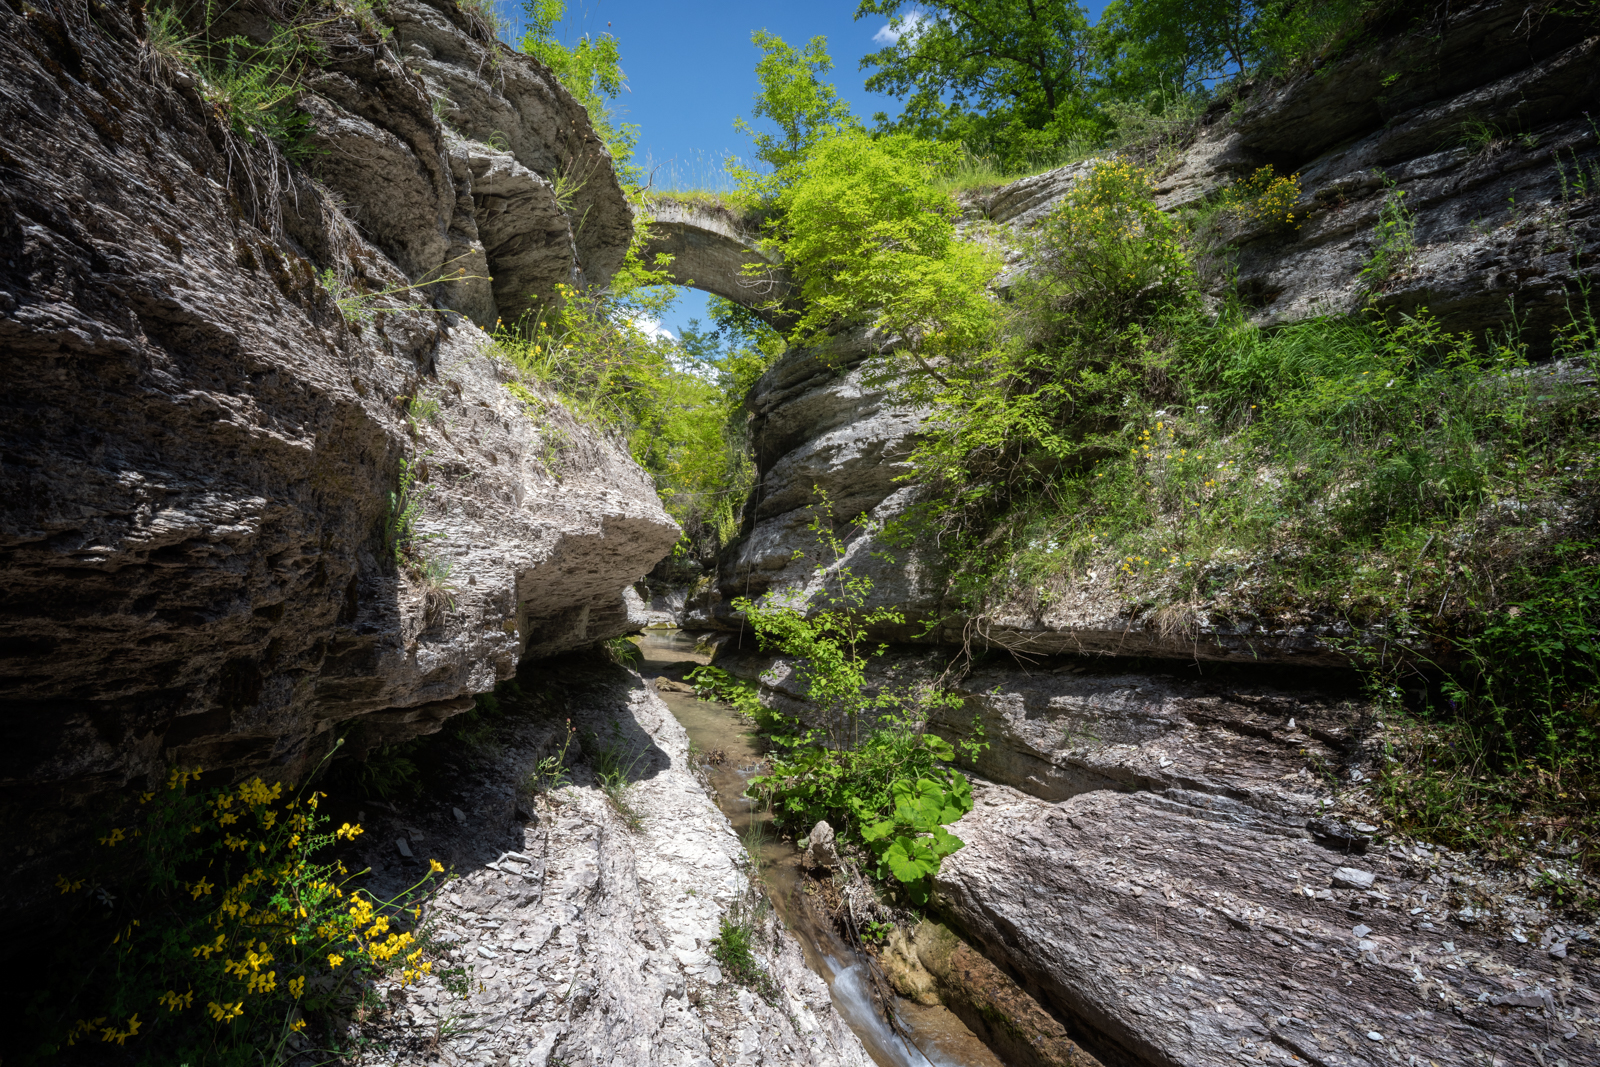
429, 859, 444, 873
99, 828, 125, 847
289, 975, 305, 998
290, 1017, 307, 1033
327, 953, 345, 968
208, 1001, 244, 1024
189, 877, 214, 899
335, 822, 363, 841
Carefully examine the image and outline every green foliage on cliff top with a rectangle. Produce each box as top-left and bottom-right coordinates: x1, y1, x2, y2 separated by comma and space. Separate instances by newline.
764, 128, 1001, 353
520, 0, 638, 177
853, 0, 1402, 170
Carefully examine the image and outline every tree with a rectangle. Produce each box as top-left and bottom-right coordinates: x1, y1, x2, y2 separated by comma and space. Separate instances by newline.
853, 0, 1102, 167
1097, 0, 1385, 97
731, 31, 857, 201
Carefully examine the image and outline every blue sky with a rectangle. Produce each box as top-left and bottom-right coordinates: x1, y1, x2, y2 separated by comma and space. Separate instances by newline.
488, 1, 1110, 336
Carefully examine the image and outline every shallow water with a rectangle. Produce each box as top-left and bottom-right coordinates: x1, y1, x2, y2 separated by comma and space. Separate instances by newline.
633, 630, 1003, 1067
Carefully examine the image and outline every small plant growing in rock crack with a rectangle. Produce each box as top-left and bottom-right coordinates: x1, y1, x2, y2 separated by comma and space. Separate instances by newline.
1220, 165, 1305, 233
710, 899, 777, 1000
1360, 174, 1416, 292
401, 392, 442, 438
587, 723, 646, 831
524, 718, 578, 794
603, 635, 642, 666
387, 454, 458, 615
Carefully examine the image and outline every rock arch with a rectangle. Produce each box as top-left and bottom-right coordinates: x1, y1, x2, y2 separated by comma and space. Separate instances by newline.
641, 197, 799, 329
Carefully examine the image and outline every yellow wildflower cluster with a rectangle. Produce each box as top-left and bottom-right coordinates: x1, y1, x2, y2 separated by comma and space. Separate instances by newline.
168, 766, 202, 791
158, 989, 194, 1012
65, 1014, 142, 1047
55, 764, 447, 1057
1224, 166, 1304, 231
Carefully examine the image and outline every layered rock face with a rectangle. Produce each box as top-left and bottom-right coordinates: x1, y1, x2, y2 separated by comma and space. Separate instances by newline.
696, 0, 1600, 664
938, 778, 1594, 1067
0, 0, 675, 914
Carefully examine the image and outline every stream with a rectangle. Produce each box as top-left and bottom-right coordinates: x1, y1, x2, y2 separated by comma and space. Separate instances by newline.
634, 630, 1004, 1067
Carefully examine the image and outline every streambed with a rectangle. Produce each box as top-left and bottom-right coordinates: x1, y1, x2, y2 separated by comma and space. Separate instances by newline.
634, 630, 1003, 1067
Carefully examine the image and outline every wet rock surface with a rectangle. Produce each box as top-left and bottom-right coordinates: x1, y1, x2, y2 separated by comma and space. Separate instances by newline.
347, 654, 872, 1066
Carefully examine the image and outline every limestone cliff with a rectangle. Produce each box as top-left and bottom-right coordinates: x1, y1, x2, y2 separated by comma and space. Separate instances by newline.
0, 0, 676, 915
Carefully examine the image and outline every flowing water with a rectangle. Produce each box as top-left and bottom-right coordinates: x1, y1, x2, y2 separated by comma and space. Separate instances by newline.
633, 631, 1004, 1067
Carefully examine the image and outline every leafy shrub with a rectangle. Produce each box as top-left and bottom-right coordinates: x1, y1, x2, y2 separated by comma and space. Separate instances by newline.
1376, 543, 1600, 881
897, 158, 1191, 547
735, 496, 980, 902
859, 776, 973, 904
764, 129, 1000, 356
24, 761, 445, 1065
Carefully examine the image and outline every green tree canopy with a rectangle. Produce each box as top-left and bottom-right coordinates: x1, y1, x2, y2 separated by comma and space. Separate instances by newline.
853, 0, 1102, 167
731, 30, 858, 201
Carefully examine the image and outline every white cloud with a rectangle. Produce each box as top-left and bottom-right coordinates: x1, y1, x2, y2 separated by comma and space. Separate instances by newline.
873, 11, 928, 45
628, 312, 674, 343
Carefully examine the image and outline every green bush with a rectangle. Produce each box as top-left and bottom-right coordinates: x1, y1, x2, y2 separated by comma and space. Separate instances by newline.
735, 497, 982, 903
1375, 543, 1599, 882
763, 128, 1000, 355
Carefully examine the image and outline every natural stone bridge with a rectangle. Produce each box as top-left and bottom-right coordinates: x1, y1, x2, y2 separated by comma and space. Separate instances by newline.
640, 196, 799, 329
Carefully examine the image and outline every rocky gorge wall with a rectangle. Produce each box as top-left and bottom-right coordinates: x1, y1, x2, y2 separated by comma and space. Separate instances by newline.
690, 0, 1600, 668
0, 0, 678, 924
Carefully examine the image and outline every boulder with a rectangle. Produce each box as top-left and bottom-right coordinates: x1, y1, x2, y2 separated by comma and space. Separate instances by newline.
935, 780, 1594, 1067
805, 819, 842, 871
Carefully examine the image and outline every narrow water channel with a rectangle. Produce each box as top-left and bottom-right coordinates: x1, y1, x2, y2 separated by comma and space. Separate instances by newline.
633, 630, 1006, 1067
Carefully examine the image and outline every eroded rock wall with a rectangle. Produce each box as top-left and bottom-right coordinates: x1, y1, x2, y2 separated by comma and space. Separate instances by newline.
0, 0, 675, 918
344, 654, 874, 1067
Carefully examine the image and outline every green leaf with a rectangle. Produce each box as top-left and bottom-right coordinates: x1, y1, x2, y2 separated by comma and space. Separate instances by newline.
884, 836, 937, 883
860, 818, 896, 843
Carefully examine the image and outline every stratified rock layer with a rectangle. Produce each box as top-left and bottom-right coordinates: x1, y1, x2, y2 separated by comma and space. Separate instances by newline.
937, 780, 1596, 1067
0, 0, 675, 919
